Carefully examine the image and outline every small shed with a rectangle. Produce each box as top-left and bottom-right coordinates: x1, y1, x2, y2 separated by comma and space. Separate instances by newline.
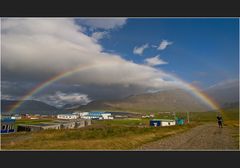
150, 119, 161, 127
1, 118, 16, 134
176, 118, 185, 125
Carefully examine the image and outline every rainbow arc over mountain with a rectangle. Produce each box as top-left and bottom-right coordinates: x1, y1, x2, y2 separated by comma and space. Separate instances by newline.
9, 63, 220, 113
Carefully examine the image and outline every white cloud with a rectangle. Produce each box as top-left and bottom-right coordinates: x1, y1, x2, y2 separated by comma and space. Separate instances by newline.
133, 44, 149, 55
76, 18, 127, 30
2, 18, 182, 103
157, 40, 173, 50
145, 55, 168, 66
91, 31, 109, 41
38, 91, 92, 108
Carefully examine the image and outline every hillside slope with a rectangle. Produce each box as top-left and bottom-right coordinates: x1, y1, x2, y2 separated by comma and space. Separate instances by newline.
76, 89, 212, 113
1, 100, 60, 115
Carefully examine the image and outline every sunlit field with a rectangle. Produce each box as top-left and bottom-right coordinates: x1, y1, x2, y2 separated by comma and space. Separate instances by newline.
1, 108, 238, 150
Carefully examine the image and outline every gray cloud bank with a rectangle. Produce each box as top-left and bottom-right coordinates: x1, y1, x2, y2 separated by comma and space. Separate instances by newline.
2, 18, 183, 107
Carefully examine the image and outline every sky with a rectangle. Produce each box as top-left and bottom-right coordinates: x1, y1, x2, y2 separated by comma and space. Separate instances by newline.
1, 18, 239, 107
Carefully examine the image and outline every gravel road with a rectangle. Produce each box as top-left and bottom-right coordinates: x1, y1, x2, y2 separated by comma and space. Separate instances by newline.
139, 123, 238, 150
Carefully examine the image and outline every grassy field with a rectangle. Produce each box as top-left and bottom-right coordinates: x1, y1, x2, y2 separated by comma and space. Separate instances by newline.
1, 107, 238, 150
1, 118, 195, 150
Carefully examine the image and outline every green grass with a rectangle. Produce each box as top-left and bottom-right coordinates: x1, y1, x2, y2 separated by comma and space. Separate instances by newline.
1, 122, 195, 150
222, 107, 239, 122
1, 107, 238, 150
155, 107, 239, 124
93, 118, 149, 127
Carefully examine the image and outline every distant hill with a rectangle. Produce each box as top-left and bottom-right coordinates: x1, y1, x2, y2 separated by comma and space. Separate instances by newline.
205, 80, 239, 107
1, 100, 68, 115
73, 89, 213, 113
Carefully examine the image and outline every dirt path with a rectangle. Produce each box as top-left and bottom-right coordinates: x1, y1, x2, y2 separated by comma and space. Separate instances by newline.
139, 123, 239, 150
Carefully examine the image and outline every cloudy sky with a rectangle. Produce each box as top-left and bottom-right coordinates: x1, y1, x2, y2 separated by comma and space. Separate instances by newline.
1, 18, 239, 107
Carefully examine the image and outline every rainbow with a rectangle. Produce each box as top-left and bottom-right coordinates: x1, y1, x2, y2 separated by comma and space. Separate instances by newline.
167, 73, 220, 111
9, 64, 221, 113
9, 63, 105, 113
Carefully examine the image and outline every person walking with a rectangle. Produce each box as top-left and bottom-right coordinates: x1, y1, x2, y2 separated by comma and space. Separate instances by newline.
217, 115, 223, 128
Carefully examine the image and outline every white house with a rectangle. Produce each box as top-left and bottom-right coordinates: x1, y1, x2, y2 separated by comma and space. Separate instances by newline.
99, 113, 114, 120
160, 119, 176, 126
57, 114, 79, 120
80, 112, 114, 120
11, 116, 22, 120
79, 112, 89, 117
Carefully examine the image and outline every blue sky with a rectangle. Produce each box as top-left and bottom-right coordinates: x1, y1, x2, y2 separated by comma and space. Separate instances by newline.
2, 18, 239, 106
93, 18, 239, 88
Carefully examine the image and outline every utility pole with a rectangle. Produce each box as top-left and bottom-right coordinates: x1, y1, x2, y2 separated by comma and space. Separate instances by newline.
187, 111, 190, 123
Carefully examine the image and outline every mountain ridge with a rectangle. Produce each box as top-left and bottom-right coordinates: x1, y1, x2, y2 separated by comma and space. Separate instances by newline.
72, 89, 213, 113
1, 99, 69, 115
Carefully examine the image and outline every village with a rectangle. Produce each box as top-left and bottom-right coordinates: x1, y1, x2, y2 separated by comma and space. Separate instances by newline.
1, 111, 188, 134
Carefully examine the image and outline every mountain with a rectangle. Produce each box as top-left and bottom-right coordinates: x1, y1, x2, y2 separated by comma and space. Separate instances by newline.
1, 100, 67, 115
62, 103, 81, 110
4, 80, 237, 115
74, 89, 213, 113
205, 80, 239, 107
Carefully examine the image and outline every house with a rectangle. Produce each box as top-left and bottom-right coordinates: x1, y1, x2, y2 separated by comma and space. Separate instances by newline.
81, 111, 113, 120
160, 119, 176, 126
150, 119, 176, 127
72, 112, 89, 118
1, 117, 16, 134
21, 114, 31, 119
11, 115, 22, 120
80, 112, 89, 117
57, 114, 79, 120
149, 114, 155, 118
99, 113, 114, 120
81, 112, 101, 119
142, 113, 154, 118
